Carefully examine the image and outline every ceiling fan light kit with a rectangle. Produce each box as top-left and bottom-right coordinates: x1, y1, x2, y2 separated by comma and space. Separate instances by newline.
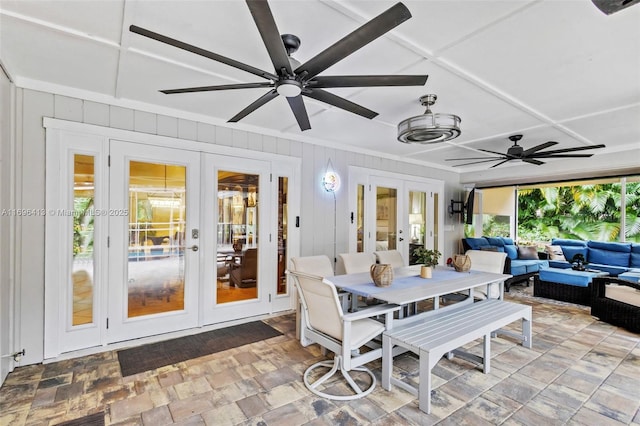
129, 1, 428, 131
397, 94, 461, 144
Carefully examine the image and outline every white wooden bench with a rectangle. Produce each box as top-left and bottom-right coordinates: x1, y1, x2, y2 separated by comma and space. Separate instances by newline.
382, 299, 532, 414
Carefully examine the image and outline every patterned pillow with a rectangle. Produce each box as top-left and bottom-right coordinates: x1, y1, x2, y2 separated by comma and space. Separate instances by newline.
545, 244, 566, 261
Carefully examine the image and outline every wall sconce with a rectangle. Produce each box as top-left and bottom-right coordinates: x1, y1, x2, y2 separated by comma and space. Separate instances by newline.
322, 159, 341, 193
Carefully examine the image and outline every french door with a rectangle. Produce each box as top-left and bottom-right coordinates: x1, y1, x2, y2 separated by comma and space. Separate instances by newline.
107, 141, 201, 343
45, 126, 297, 358
350, 170, 442, 264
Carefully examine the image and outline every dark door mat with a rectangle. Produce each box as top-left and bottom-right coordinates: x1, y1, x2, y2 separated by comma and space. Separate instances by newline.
117, 321, 282, 376
56, 412, 104, 426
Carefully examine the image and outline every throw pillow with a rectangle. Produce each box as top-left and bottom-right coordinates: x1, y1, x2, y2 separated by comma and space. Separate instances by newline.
518, 245, 539, 260
545, 244, 566, 261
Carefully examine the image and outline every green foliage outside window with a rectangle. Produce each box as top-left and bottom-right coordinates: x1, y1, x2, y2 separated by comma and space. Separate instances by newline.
73, 197, 94, 257
482, 214, 510, 237
517, 181, 640, 243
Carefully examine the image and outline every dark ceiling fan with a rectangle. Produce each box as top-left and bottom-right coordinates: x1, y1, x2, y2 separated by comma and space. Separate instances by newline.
446, 134, 606, 168
129, 1, 427, 131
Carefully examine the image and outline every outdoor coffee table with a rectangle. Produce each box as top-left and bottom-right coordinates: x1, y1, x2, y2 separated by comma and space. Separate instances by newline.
534, 267, 609, 305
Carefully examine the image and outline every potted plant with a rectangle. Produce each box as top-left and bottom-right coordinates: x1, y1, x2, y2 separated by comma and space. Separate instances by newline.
413, 247, 442, 278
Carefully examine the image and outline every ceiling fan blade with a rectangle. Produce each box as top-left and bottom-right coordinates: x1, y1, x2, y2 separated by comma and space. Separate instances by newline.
304, 89, 378, 119
160, 82, 274, 94
523, 158, 545, 166
478, 148, 514, 157
246, 0, 292, 75
295, 2, 412, 80
309, 75, 428, 88
445, 157, 504, 161
449, 158, 508, 167
228, 89, 279, 122
533, 153, 595, 158
129, 25, 277, 81
530, 144, 606, 156
490, 159, 512, 168
522, 141, 558, 156
286, 95, 311, 131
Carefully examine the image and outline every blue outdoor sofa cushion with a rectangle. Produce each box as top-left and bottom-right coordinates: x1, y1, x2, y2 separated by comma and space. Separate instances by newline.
587, 241, 631, 266
539, 268, 600, 287
631, 244, 640, 268
552, 239, 588, 263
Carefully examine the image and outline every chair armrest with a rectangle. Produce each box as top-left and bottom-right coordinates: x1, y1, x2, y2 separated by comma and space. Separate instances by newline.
503, 256, 511, 274
592, 276, 640, 300
343, 304, 400, 322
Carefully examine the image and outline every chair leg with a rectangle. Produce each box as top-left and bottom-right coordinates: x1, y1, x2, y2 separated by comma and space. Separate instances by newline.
303, 355, 376, 401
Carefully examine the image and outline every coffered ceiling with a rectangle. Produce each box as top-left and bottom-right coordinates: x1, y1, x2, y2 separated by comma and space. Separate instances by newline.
1, 0, 639, 184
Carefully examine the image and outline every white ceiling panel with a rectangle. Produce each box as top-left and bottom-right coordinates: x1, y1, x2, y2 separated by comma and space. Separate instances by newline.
1, 0, 638, 185
562, 105, 640, 149
443, 1, 640, 119
0, 0, 124, 42
0, 15, 119, 94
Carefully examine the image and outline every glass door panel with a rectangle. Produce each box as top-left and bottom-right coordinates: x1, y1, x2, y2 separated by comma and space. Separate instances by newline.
72, 154, 96, 326
357, 184, 365, 252
376, 186, 397, 251
127, 161, 186, 317
408, 190, 427, 265
216, 171, 259, 304
277, 177, 288, 295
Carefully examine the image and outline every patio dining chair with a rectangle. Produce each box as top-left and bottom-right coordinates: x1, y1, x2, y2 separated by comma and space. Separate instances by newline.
288, 270, 398, 400
338, 252, 376, 274
374, 250, 404, 269
465, 250, 507, 299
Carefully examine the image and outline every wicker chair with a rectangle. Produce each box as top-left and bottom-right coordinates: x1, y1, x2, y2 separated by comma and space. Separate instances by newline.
591, 277, 640, 333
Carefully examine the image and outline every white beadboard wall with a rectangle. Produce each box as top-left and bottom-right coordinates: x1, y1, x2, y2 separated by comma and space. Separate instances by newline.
13, 87, 464, 365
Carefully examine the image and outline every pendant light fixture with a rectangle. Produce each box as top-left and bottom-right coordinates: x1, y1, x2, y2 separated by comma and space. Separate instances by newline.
397, 94, 461, 144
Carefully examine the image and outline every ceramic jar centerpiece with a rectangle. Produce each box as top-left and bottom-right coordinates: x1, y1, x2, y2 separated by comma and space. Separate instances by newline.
370, 264, 394, 287
413, 247, 442, 279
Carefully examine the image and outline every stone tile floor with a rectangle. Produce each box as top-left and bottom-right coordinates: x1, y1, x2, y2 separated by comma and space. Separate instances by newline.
1, 287, 639, 425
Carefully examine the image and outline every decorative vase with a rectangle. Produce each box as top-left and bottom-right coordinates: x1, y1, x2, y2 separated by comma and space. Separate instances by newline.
370, 264, 393, 287
420, 266, 432, 279
453, 254, 472, 272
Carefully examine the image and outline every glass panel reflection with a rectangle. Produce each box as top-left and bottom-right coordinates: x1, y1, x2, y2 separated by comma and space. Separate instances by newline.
408, 191, 427, 265
357, 184, 364, 252
72, 154, 95, 326
217, 171, 259, 303
127, 161, 186, 318
277, 177, 288, 295
376, 187, 397, 251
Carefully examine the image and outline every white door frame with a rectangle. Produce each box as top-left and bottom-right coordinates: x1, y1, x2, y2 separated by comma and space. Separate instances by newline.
43, 119, 300, 358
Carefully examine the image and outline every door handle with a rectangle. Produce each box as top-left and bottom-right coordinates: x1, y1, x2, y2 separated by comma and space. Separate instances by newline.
189, 245, 199, 252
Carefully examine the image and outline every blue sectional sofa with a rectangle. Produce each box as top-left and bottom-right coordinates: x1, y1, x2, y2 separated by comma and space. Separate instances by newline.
462, 237, 549, 292
547, 239, 640, 276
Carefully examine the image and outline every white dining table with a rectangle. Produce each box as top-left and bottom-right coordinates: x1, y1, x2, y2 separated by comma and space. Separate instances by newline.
324, 265, 511, 314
